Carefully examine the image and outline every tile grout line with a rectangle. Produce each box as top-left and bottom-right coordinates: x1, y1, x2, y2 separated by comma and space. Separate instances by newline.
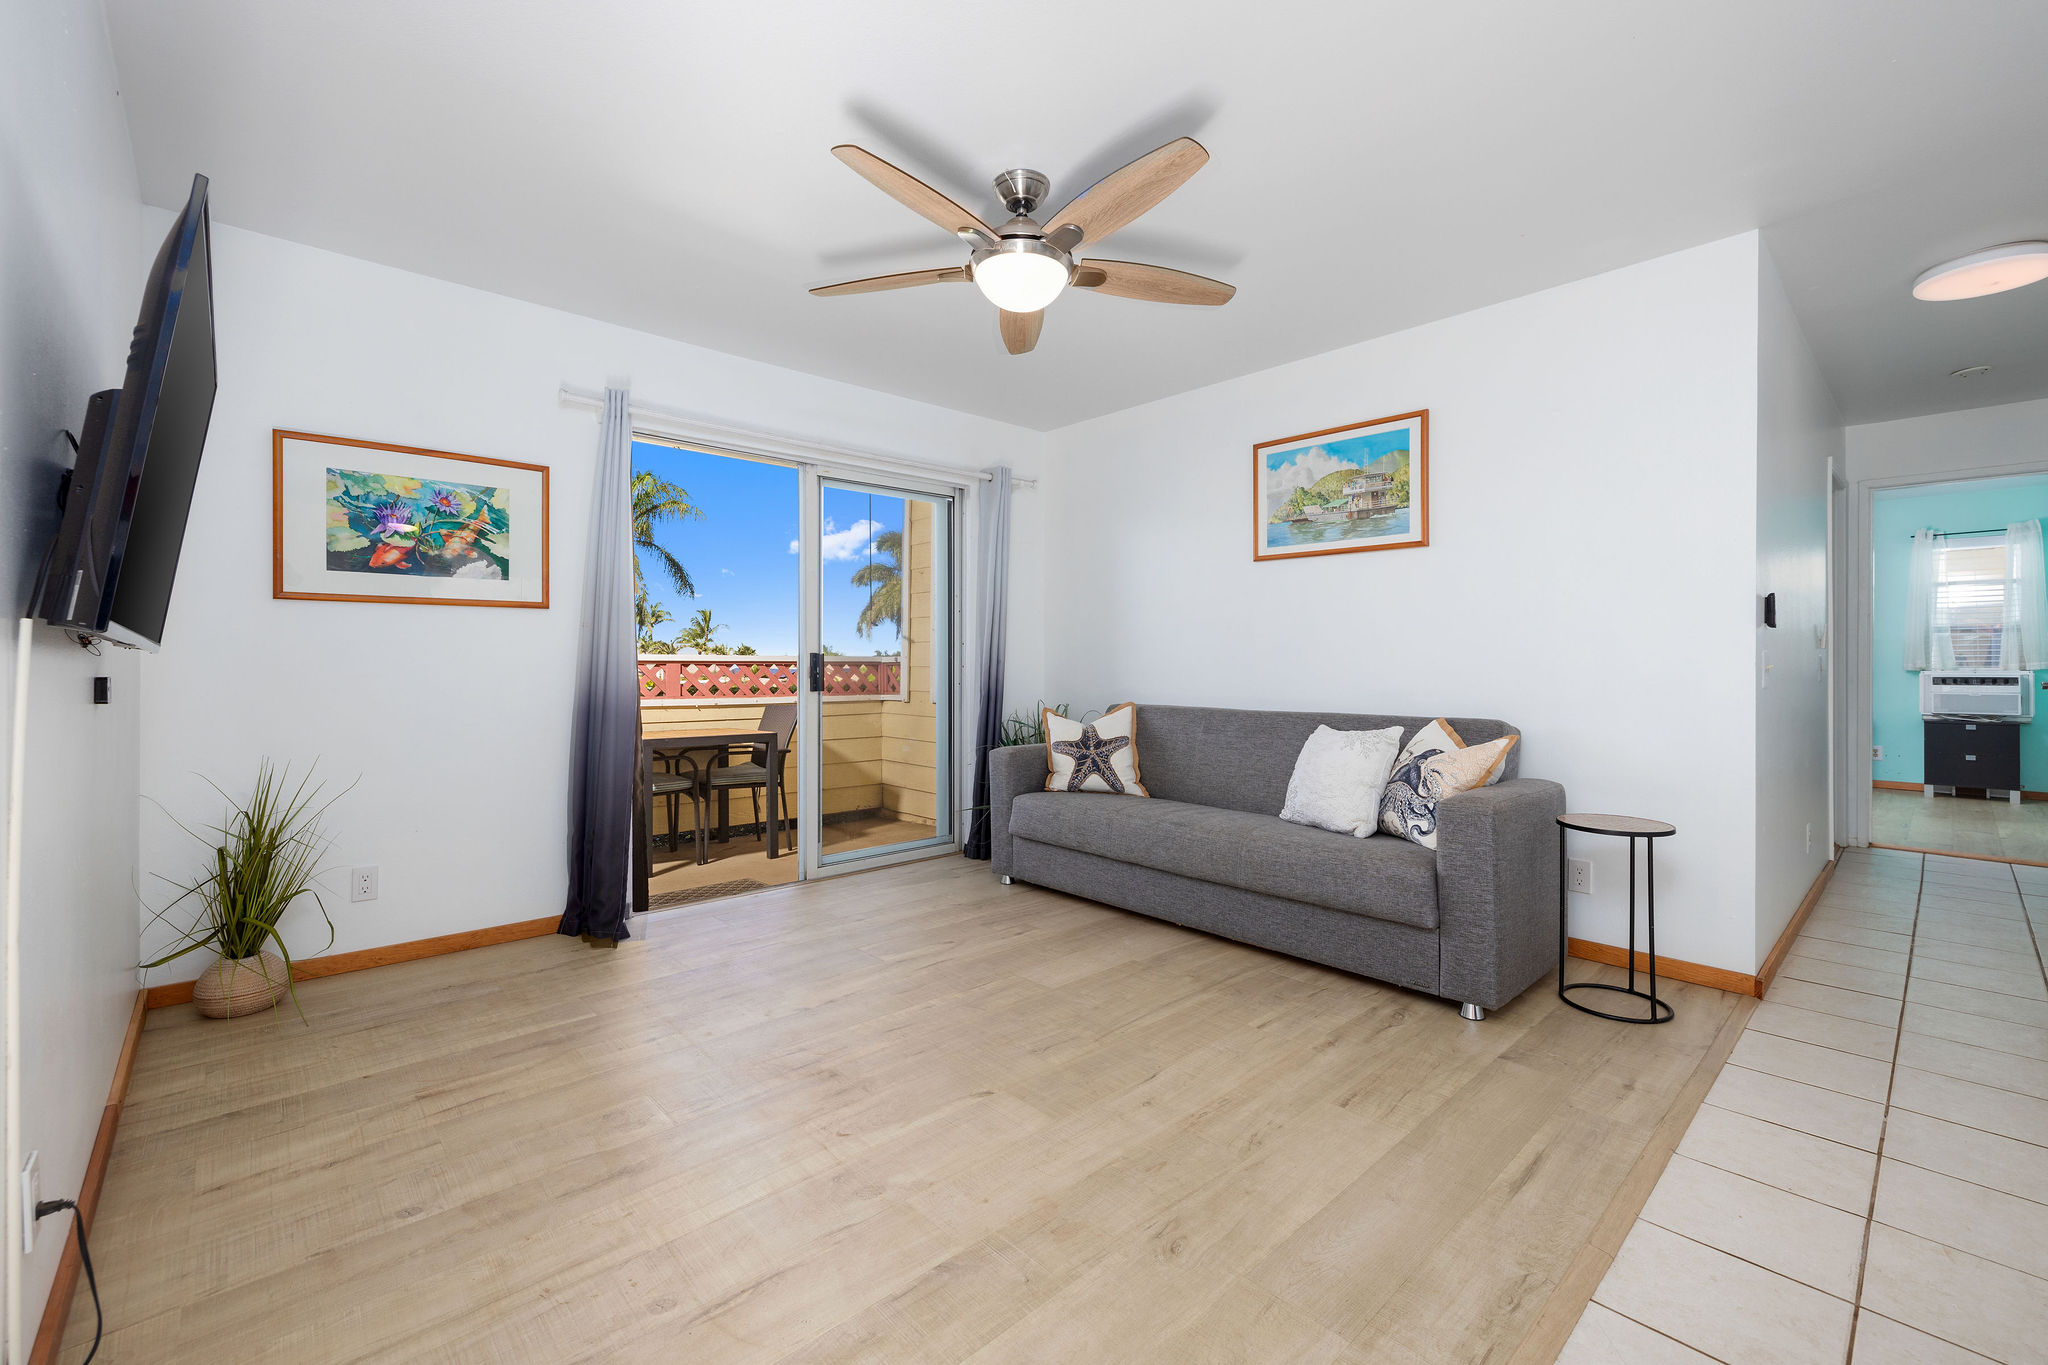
1839, 850, 1923, 1365
1885, 1092, 2048, 1151
1623, 1219, 1859, 1310
2019, 861, 2048, 993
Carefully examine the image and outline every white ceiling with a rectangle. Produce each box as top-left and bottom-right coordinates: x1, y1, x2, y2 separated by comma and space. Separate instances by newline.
105, 0, 2048, 431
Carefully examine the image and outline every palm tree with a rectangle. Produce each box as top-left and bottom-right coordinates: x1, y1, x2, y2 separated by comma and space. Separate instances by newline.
675, 608, 728, 654
632, 470, 702, 609
852, 530, 903, 640
636, 596, 675, 653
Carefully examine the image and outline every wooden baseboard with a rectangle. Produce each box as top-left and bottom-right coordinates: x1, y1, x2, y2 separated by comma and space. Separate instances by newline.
1874, 779, 2048, 802
30, 990, 147, 1364
1756, 858, 1836, 997
143, 915, 562, 1009
1566, 939, 1758, 998
1567, 854, 1839, 1003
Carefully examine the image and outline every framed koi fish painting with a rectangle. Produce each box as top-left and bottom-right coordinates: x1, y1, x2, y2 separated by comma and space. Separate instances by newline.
273, 430, 549, 608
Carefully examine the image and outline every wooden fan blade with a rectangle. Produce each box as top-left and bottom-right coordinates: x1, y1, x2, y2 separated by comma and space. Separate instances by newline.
831, 145, 995, 239
810, 266, 968, 297
1073, 259, 1235, 306
1045, 137, 1209, 246
1000, 309, 1043, 355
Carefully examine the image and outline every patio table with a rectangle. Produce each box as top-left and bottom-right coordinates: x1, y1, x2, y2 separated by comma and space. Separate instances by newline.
643, 731, 787, 865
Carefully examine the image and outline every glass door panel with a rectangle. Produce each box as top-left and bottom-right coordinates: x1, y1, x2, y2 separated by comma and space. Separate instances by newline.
801, 477, 954, 874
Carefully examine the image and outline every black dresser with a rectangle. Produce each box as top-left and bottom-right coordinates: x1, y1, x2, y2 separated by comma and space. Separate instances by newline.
1924, 719, 2021, 792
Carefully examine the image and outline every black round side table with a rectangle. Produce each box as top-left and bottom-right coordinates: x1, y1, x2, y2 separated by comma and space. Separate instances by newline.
1558, 813, 1676, 1024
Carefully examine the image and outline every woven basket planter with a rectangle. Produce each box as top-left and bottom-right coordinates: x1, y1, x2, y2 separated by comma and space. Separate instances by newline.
192, 951, 291, 1019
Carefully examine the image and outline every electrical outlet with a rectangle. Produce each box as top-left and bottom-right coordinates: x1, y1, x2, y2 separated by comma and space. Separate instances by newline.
21, 1151, 39, 1255
350, 866, 379, 902
1567, 858, 1593, 895
1873, 745, 1884, 761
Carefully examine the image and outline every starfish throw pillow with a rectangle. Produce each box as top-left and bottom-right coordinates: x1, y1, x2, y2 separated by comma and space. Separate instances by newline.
1044, 703, 1149, 796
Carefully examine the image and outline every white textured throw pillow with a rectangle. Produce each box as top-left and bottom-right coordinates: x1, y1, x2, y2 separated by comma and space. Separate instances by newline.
1278, 724, 1404, 838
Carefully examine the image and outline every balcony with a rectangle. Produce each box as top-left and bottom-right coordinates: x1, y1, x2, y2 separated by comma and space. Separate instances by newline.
639, 652, 939, 901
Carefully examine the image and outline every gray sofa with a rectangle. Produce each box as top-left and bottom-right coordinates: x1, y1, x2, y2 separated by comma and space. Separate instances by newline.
987, 704, 1564, 1018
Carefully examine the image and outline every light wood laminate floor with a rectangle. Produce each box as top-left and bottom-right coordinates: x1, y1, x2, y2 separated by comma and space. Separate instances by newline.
1871, 788, 2048, 864
647, 811, 939, 898
67, 857, 1744, 1363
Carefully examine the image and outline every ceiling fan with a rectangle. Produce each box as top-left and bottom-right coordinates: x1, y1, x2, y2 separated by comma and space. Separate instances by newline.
810, 136, 1235, 354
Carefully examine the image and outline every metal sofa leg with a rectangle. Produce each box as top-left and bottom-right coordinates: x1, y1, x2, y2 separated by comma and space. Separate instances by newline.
1459, 1002, 1487, 1022
999, 875, 1014, 885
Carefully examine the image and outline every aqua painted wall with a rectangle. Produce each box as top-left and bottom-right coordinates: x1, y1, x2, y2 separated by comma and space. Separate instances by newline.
1872, 479, 2048, 789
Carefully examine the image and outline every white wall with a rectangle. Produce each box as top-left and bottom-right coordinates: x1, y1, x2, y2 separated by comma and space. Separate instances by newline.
1754, 246, 1841, 962
1043, 234, 1769, 974
0, 0, 145, 1347
136, 219, 1048, 978
1846, 395, 2048, 485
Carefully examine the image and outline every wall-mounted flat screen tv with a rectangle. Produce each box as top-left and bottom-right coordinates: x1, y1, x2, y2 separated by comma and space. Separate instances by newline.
37, 172, 217, 650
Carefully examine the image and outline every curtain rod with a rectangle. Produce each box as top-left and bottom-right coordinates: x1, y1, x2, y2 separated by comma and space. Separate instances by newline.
1909, 527, 2014, 539
558, 384, 1036, 490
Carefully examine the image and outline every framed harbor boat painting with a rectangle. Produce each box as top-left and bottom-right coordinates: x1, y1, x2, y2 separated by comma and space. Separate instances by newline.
273, 430, 549, 607
1253, 409, 1428, 561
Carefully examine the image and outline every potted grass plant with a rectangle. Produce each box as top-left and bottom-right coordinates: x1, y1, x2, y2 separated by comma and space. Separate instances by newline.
143, 762, 350, 1019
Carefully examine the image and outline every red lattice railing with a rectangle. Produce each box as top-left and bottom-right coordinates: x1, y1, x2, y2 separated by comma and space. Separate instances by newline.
638, 655, 901, 701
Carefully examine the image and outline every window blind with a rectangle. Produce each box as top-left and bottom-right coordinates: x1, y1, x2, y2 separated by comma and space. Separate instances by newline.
1933, 534, 2008, 666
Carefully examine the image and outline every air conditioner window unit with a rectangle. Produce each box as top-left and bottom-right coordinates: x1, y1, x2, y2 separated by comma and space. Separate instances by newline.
1920, 670, 2035, 721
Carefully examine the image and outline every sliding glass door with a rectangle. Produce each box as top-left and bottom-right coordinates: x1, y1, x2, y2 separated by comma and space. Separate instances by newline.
797, 473, 956, 877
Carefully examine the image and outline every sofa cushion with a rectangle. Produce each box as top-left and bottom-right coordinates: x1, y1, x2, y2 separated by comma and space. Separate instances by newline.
1129, 704, 1521, 814
1008, 792, 1439, 930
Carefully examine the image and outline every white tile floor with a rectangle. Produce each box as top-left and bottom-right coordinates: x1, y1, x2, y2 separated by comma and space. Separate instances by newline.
1558, 848, 2048, 1365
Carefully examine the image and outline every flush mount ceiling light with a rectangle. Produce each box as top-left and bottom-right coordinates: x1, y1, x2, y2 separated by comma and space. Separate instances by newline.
810, 139, 1235, 354
1912, 242, 2048, 301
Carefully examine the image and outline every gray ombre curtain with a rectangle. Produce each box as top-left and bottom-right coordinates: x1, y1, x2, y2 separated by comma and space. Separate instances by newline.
964, 466, 1013, 860
558, 387, 638, 941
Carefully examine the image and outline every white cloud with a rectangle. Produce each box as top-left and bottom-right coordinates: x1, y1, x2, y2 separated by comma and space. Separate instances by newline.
822, 519, 884, 561
1263, 445, 1354, 498
788, 518, 884, 561
719, 567, 734, 576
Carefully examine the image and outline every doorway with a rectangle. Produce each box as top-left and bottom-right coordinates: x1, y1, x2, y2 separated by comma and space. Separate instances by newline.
632, 440, 963, 911
797, 475, 956, 879
1865, 473, 2048, 861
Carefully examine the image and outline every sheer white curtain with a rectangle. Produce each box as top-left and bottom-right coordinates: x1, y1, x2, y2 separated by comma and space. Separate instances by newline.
2001, 519, 2048, 669
1903, 528, 1946, 670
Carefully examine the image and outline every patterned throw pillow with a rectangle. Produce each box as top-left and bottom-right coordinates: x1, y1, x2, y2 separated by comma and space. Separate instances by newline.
1378, 719, 1518, 848
1044, 703, 1149, 796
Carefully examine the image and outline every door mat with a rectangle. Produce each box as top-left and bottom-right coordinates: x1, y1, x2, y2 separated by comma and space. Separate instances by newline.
647, 879, 769, 911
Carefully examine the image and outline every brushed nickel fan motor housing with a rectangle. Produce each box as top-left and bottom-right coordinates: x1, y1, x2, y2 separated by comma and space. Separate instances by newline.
969, 234, 1074, 283
993, 168, 1050, 217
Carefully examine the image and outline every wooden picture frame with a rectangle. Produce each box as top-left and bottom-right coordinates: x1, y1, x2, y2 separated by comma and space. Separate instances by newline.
1253, 409, 1429, 562
272, 430, 550, 608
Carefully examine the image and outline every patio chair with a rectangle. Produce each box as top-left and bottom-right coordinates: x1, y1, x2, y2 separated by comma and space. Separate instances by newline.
707, 702, 797, 854
650, 747, 710, 863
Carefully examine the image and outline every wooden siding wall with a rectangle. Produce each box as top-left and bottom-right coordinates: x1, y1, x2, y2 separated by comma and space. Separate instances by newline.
879, 500, 939, 826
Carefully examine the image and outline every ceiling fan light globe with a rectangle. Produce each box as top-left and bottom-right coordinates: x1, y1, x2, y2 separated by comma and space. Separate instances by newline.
973, 248, 1069, 313
1911, 242, 2048, 301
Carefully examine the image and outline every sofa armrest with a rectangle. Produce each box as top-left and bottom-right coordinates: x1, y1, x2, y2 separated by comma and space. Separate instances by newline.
987, 744, 1048, 878
1434, 777, 1565, 1010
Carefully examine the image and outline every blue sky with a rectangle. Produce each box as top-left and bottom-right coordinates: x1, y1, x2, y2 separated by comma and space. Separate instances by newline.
1263, 428, 1411, 474
632, 442, 906, 656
